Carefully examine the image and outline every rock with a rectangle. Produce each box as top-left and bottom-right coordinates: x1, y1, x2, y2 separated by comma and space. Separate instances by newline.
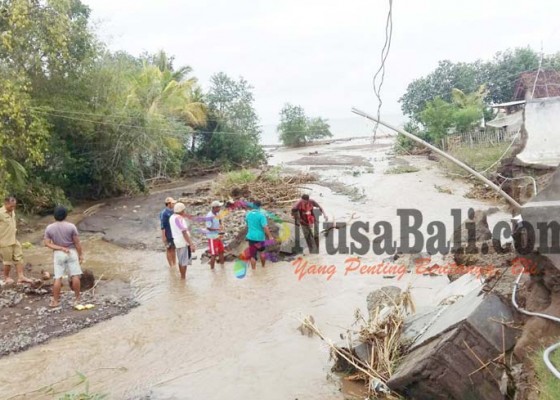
332, 339, 372, 373
366, 286, 401, 320
69, 269, 95, 291
449, 209, 492, 249
388, 291, 517, 400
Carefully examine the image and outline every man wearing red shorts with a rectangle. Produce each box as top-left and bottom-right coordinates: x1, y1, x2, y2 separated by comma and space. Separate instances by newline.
206, 200, 225, 269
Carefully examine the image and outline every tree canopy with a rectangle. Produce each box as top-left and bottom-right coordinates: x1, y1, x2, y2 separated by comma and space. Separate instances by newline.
398, 47, 560, 147
399, 47, 560, 122
277, 104, 332, 147
0, 0, 266, 212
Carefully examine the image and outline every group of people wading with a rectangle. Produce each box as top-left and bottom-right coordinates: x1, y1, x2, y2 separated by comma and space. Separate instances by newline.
159, 194, 327, 279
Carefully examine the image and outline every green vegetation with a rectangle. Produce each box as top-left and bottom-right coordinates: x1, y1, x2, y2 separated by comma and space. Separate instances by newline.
533, 345, 560, 400
398, 47, 560, 148
440, 142, 511, 176
0, 0, 265, 212
59, 391, 106, 400
277, 104, 332, 147
220, 169, 257, 186
385, 166, 420, 174
419, 86, 487, 144
434, 185, 453, 194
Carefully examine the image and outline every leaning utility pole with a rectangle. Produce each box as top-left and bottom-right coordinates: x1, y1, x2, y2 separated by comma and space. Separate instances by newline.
351, 107, 522, 211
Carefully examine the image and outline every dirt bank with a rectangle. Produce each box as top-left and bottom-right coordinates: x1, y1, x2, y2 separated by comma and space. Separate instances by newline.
78, 179, 216, 251
0, 275, 137, 357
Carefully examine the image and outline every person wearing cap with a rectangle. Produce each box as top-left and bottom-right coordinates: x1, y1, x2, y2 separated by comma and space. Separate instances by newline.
206, 200, 225, 269
245, 201, 274, 269
291, 194, 327, 253
44, 206, 84, 307
160, 197, 177, 269
170, 202, 196, 280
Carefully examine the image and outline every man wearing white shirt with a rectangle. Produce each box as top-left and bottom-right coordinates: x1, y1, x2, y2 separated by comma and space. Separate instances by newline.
170, 202, 196, 280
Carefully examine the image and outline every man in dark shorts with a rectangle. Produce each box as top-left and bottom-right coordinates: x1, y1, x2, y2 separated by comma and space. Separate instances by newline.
245, 201, 274, 269
291, 194, 327, 253
160, 197, 177, 268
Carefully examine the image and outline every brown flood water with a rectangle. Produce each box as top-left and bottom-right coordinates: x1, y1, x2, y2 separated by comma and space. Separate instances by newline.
0, 138, 510, 399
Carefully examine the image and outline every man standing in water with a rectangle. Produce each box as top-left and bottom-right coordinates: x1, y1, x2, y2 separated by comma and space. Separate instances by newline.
44, 206, 84, 307
0, 196, 32, 284
160, 197, 177, 269
206, 200, 225, 269
291, 194, 327, 253
170, 202, 196, 280
245, 201, 274, 269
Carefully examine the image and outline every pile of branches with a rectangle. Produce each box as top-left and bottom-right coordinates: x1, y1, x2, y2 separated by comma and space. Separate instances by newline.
302, 288, 415, 398
212, 169, 317, 208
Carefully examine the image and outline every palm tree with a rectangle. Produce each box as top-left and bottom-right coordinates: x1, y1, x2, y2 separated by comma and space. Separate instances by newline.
451, 85, 487, 108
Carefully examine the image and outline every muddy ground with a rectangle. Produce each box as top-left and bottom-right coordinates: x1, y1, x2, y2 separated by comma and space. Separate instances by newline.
0, 271, 137, 357
1, 137, 531, 400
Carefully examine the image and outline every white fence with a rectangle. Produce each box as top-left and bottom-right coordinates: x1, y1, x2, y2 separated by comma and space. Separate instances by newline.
443, 129, 520, 149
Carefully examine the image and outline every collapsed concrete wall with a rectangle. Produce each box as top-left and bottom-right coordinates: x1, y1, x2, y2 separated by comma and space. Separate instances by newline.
387, 290, 517, 400
517, 97, 560, 168
519, 165, 560, 270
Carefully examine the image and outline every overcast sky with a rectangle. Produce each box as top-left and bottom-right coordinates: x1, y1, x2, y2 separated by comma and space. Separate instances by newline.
85, 0, 560, 130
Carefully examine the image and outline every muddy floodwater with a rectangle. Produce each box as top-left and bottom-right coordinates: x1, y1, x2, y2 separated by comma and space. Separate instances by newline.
0, 138, 511, 399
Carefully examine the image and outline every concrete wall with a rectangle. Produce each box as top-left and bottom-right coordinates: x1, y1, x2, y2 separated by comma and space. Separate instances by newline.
517, 97, 560, 167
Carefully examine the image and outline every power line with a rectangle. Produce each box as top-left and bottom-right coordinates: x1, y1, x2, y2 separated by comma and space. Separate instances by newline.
31, 108, 348, 137
371, 0, 394, 143
29, 106, 227, 124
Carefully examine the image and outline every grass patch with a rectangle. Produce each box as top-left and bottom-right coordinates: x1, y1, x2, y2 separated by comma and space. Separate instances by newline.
59, 392, 107, 400
220, 169, 257, 186
385, 166, 420, 174
261, 166, 283, 184
441, 142, 511, 176
434, 184, 453, 194
533, 345, 560, 400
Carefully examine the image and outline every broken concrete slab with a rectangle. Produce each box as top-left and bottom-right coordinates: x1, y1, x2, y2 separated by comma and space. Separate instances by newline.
410, 290, 516, 352
434, 273, 483, 305
388, 326, 505, 400
388, 291, 518, 400
401, 306, 443, 346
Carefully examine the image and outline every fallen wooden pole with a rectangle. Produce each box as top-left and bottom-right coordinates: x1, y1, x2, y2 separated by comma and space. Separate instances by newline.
351, 107, 522, 212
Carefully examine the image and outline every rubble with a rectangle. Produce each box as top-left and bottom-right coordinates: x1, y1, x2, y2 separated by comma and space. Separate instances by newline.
387, 290, 517, 400
0, 269, 137, 358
